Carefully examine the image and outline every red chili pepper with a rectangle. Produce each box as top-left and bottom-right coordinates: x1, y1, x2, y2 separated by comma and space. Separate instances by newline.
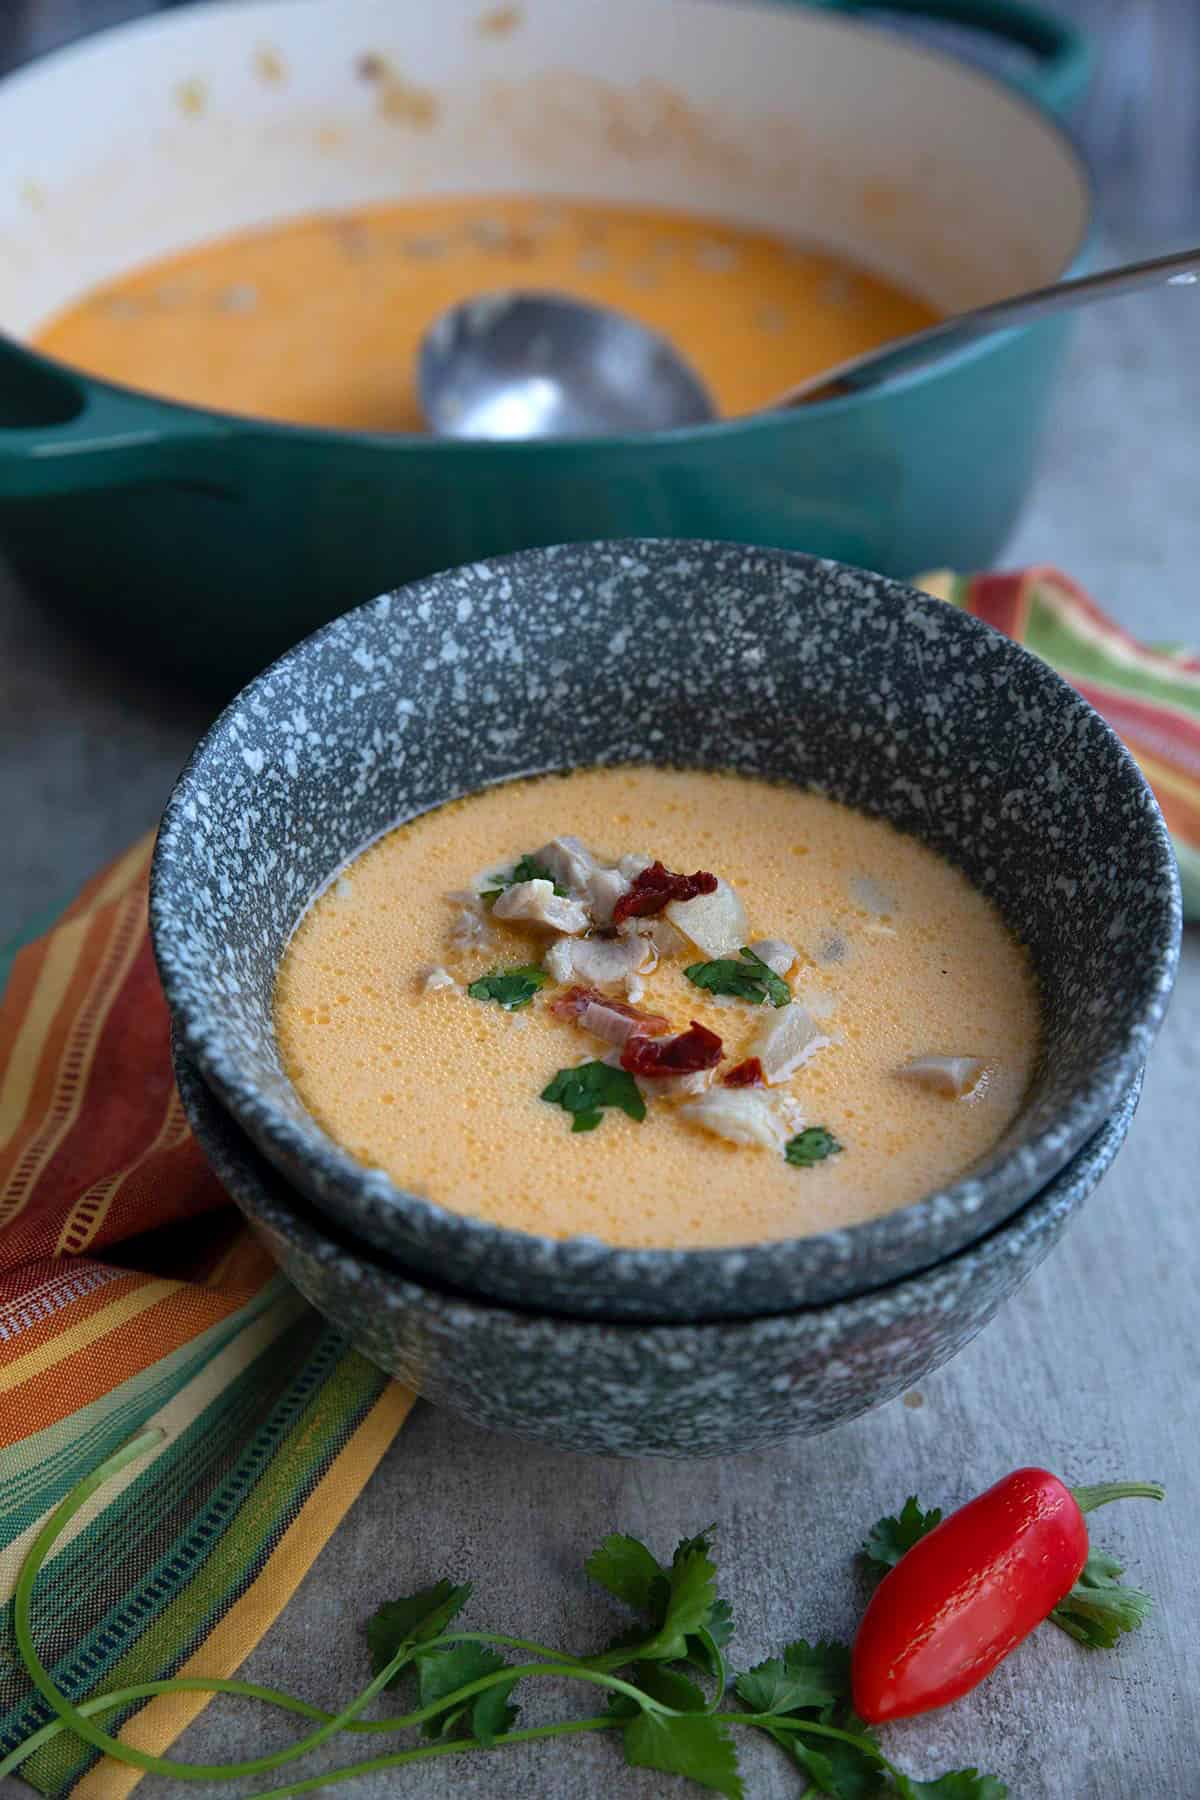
852, 1468, 1158, 1723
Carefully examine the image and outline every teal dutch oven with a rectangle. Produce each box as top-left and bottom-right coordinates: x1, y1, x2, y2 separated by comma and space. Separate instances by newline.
0, 0, 1091, 691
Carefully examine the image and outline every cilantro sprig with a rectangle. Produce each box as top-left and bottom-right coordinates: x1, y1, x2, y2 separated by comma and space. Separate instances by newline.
7, 1441, 1160, 1800
467, 965, 550, 1010
786, 1127, 843, 1167
542, 1061, 647, 1131
481, 854, 567, 907
685, 946, 791, 1008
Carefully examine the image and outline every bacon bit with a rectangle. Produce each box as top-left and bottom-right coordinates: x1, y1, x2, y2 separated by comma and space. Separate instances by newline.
621, 1021, 723, 1079
611, 860, 718, 926
549, 985, 669, 1035
722, 1057, 765, 1088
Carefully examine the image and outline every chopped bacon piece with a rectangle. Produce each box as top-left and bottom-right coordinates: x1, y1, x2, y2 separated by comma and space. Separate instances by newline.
722, 1057, 765, 1088
621, 1021, 723, 1079
549, 985, 669, 1038
611, 860, 718, 925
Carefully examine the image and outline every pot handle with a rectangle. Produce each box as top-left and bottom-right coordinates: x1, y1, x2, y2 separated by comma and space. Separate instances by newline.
0, 339, 229, 498
807, 0, 1092, 115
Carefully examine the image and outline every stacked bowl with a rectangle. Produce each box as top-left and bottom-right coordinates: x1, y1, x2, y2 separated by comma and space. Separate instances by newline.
151, 541, 1180, 1458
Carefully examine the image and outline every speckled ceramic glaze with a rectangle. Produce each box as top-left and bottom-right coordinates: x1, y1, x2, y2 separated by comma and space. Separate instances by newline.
175, 1046, 1140, 1457
151, 541, 1180, 1321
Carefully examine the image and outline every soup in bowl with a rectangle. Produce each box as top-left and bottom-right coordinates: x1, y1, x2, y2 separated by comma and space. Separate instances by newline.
150, 541, 1180, 1321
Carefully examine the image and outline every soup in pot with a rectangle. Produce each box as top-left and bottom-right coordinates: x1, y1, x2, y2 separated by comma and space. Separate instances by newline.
274, 766, 1038, 1250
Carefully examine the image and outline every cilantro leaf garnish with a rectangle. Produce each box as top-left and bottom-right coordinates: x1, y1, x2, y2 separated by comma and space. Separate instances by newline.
623, 1710, 744, 1798
481, 853, 567, 906
895, 1774, 1009, 1800
862, 1497, 944, 1573
365, 1580, 470, 1686
735, 1639, 850, 1715
415, 1642, 517, 1742
785, 1127, 843, 1167
685, 946, 791, 1008
541, 1060, 646, 1131
738, 1643, 886, 1798
585, 1533, 665, 1613
1049, 1550, 1154, 1648
467, 965, 550, 1010
586, 1526, 731, 1680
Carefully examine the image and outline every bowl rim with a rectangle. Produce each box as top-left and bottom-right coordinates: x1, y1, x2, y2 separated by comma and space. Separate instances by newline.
174, 1041, 1142, 1342
150, 540, 1182, 1314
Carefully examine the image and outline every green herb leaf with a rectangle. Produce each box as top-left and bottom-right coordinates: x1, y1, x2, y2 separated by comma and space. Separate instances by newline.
365, 1581, 470, 1687
623, 1710, 744, 1798
587, 1528, 733, 1676
736, 1639, 850, 1716
541, 1061, 647, 1131
759, 1724, 841, 1795
684, 946, 791, 1008
798, 1709, 886, 1800
785, 1127, 843, 1168
861, 1496, 944, 1573
585, 1533, 665, 1614
470, 1673, 521, 1746
481, 854, 568, 906
467, 965, 550, 1010
1049, 1549, 1154, 1648
632, 1662, 708, 1712
894, 1771, 1008, 1799
643, 1541, 721, 1662
415, 1642, 509, 1740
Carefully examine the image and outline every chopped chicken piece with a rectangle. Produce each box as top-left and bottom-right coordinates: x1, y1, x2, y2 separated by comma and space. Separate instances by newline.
637, 915, 689, 958
492, 879, 590, 934
625, 971, 646, 1004
450, 907, 492, 952
748, 938, 798, 977
642, 1067, 714, 1099
898, 1055, 986, 1099
618, 852, 653, 880
748, 1004, 832, 1084
666, 878, 748, 958
850, 875, 896, 917
533, 834, 596, 893
543, 932, 655, 985
585, 864, 632, 927
421, 965, 458, 993
679, 1087, 792, 1152
543, 938, 576, 983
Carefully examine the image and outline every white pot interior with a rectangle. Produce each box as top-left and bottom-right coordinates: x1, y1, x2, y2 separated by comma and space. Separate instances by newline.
0, 0, 1090, 340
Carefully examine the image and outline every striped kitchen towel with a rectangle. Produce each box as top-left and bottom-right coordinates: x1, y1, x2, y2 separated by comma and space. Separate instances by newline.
0, 836, 414, 1797
919, 565, 1199, 917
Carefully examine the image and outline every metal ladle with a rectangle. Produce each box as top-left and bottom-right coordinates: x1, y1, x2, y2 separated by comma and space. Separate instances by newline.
418, 245, 1200, 438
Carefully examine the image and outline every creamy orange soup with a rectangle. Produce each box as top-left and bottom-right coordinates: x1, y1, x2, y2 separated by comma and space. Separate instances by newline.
274, 767, 1038, 1250
34, 195, 936, 427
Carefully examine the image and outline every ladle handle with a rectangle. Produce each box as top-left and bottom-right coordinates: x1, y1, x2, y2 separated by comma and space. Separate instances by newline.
772, 245, 1200, 409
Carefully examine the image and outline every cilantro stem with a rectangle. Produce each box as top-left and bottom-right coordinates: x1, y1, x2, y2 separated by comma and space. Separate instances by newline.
247, 1718, 621, 1800
1071, 1482, 1165, 1514
437, 1629, 594, 1665
0, 1680, 371, 1778
723, 1711, 908, 1783
13, 1433, 423, 1782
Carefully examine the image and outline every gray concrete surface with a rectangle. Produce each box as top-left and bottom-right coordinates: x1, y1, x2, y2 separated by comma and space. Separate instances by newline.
3, 3, 1200, 1796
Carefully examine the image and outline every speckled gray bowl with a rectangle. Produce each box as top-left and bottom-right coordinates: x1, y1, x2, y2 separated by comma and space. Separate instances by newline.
175, 1045, 1141, 1457
151, 541, 1180, 1322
